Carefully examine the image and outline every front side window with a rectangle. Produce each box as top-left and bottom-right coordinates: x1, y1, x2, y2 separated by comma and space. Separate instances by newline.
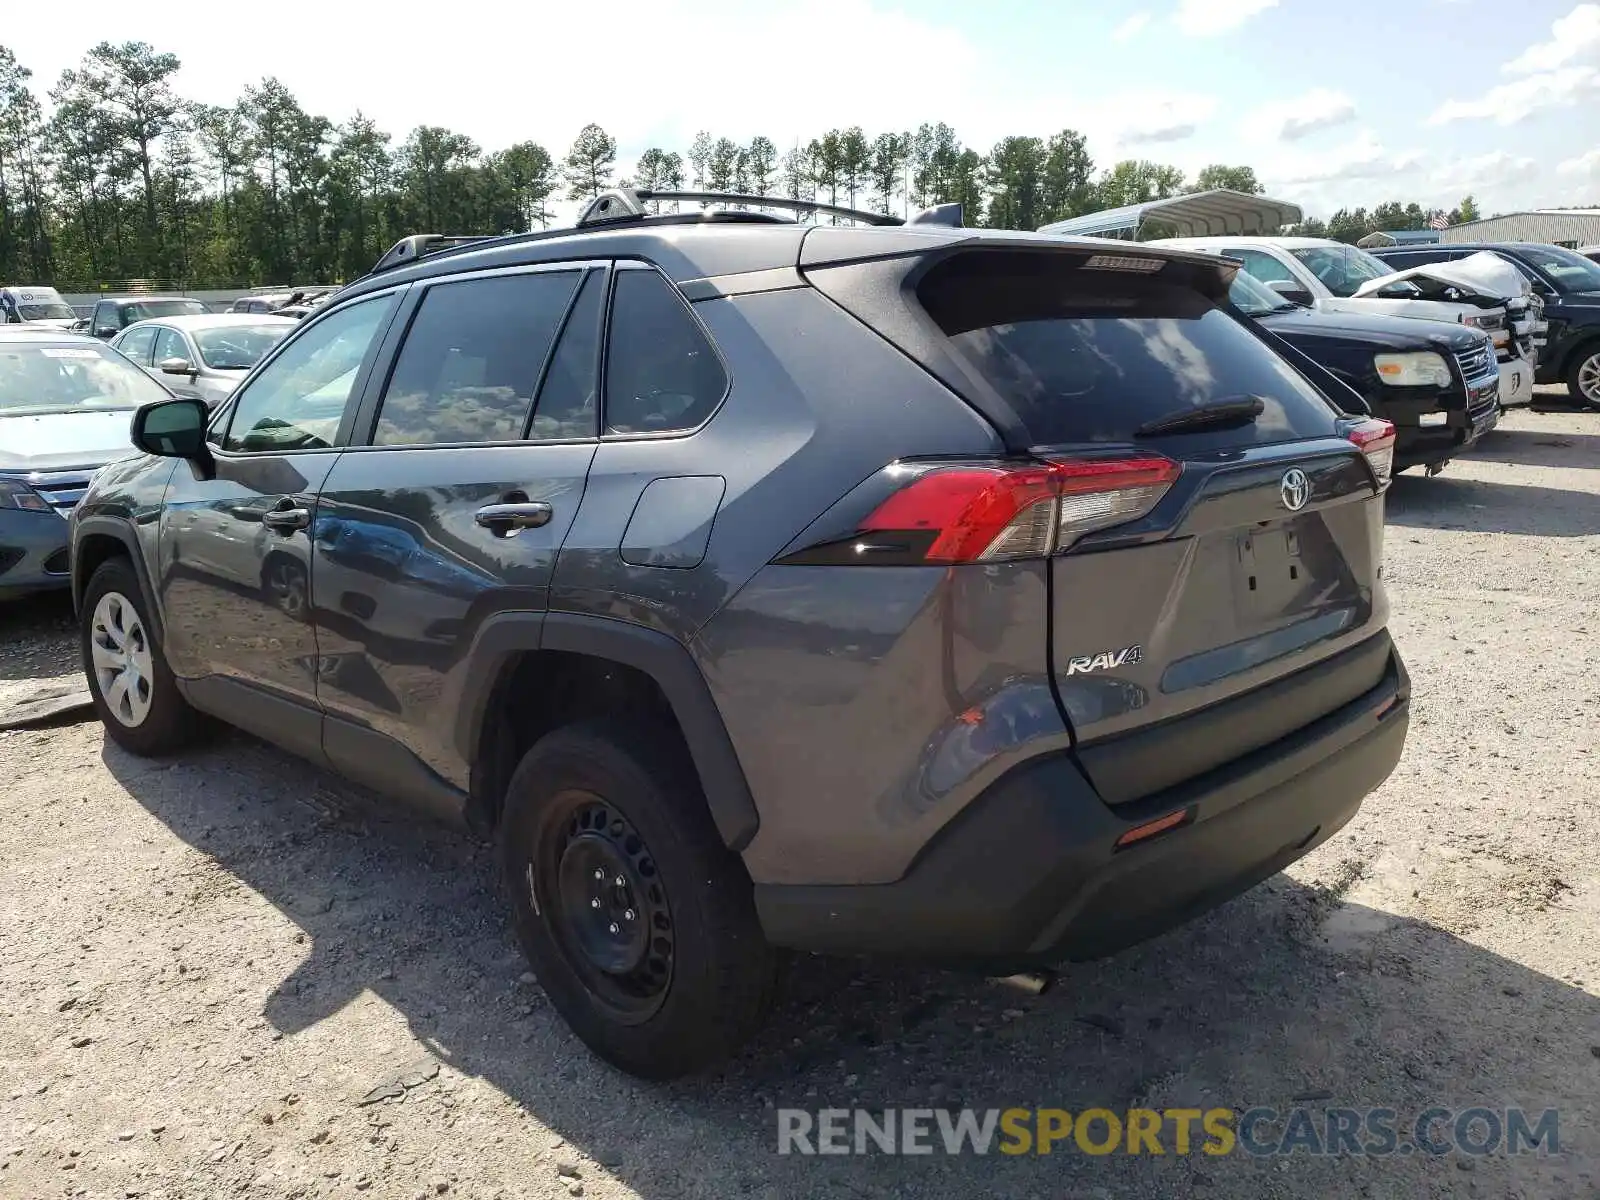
153, 327, 189, 366
372, 271, 580, 447
604, 270, 728, 435
1226, 248, 1298, 288
223, 296, 392, 454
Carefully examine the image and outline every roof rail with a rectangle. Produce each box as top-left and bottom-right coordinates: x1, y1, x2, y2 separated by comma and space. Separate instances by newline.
371, 234, 502, 275
368, 191, 965, 278
576, 188, 905, 229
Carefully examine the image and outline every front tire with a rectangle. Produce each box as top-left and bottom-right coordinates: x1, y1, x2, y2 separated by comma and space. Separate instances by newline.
1567, 346, 1600, 410
497, 720, 778, 1079
81, 558, 208, 756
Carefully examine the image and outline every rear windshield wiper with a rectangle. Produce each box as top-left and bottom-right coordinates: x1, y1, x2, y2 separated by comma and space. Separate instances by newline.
1135, 395, 1266, 438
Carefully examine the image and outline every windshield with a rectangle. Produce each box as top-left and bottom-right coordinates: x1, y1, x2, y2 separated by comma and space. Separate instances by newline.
0, 342, 171, 414
1289, 245, 1396, 297
194, 324, 292, 371
1517, 245, 1600, 293
1228, 271, 1296, 316
123, 299, 208, 322
19, 303, 77, 321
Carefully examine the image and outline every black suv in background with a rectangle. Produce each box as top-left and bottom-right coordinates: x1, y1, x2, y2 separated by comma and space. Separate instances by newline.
70, 191, 1410, 1078
1230, 270, 1499, 472
1370, 242, 1600, 407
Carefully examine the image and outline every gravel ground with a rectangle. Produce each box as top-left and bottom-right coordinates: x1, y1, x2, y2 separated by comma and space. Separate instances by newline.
2, 401, 1598, 1200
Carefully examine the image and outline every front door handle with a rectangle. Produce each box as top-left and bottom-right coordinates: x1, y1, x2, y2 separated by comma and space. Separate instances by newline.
262, 502, 311, 533
474, 501, 553, 536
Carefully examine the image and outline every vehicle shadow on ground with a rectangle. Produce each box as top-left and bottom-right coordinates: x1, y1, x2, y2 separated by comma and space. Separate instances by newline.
1386, 474, 1600, 537
1463, 428, 1600, 470
101, 733, 1598, 1199
0, 592, 78, 683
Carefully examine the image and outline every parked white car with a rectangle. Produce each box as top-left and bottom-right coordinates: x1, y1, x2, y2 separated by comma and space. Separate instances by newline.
109, 314, 296, 409
1151, 236, 1538, 406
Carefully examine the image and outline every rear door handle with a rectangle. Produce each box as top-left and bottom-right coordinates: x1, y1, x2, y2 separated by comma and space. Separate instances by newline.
262, 503, 311, 533
474, 501, 553, 535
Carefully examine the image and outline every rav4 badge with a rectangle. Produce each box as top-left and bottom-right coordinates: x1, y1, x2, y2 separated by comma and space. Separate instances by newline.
1065, 646, 1143, 675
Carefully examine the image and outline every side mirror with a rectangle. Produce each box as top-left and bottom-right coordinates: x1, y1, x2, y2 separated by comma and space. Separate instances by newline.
94, 326, 118, 339
1266, 280, 1314, 306
159, 356, 197, 378
131, 397, 211, 462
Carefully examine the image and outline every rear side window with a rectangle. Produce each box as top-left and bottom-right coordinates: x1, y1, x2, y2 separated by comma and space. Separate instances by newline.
116, 325, 157, 366
373, 271, 580, 446
917, 252, 1341, 449
604, 270, 727, 435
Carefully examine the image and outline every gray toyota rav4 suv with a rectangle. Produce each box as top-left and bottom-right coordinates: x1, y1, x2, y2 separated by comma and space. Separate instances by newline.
70, 191, 1410, 1078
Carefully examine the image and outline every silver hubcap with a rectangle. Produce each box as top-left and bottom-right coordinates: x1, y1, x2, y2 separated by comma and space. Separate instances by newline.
90, 591, 155, 728
268, 562, 306, 618
1579, 353, 1600, 404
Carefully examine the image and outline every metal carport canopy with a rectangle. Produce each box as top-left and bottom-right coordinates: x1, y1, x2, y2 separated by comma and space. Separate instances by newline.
1036, 189, 1304, 238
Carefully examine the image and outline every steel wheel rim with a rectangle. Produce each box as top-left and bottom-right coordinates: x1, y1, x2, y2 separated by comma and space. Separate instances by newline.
532, 791, 675, 1023
90, 591, 154, 728
1579, 353, 1600, 403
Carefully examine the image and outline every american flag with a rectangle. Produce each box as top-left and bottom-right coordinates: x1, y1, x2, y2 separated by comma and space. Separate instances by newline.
1428, 214, 1451, 230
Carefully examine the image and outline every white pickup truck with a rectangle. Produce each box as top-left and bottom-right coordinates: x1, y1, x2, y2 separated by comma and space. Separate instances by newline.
1151, 236, 1541, 406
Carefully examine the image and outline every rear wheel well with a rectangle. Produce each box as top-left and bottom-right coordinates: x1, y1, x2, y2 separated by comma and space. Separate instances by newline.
470, 650, 695, 837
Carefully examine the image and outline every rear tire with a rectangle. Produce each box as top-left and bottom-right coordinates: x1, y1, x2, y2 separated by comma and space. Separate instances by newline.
496, 720, 778, 1079
80, 558, 210, 756
1566, 346, 1600, 410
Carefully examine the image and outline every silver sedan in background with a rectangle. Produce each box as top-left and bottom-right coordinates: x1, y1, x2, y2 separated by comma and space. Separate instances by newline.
110, 314, 296, 408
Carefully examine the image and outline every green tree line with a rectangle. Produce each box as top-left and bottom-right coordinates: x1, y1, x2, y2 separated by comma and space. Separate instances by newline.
0, 41, 1476, 290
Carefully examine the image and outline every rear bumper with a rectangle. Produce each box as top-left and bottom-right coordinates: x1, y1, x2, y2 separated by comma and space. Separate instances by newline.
0, 510, 71, 598
755, 642, 1408, 970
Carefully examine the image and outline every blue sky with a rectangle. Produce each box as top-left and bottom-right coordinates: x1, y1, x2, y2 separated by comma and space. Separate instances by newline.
6, 0, 1599, 219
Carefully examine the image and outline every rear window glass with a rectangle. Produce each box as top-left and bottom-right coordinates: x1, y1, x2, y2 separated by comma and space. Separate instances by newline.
917, 252, 1340, 449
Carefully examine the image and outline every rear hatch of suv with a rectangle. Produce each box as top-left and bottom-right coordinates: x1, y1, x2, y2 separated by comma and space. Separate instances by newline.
802, 234, 1397, 806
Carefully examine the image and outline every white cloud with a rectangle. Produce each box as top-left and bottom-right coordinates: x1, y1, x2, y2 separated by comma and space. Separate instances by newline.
1241, 89, 1358, 142
1259, 130, 1424, 187
1174, 0, 1278, 35
1558, 149, 1600, 177
1088, 92, 1220, 147
1426, 65, 1600, 125
1431, 151, 1538, 192
1111, 12, 1152, 40
1503, 3, 1600, 73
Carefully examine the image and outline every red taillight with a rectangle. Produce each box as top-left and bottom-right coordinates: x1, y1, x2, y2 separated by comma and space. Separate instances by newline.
1343, 417, 1396, 488
857, 454, 1180, 564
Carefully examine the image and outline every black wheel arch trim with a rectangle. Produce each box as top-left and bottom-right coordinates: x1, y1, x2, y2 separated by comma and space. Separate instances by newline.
71, 516, 163, 639
457, 610, 760, 852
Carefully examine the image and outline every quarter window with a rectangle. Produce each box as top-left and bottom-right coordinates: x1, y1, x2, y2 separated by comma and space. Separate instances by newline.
223, 295, 392, 453
604, 270, 727, 435
116, 325, 158, 366
372, 271, 580, 447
